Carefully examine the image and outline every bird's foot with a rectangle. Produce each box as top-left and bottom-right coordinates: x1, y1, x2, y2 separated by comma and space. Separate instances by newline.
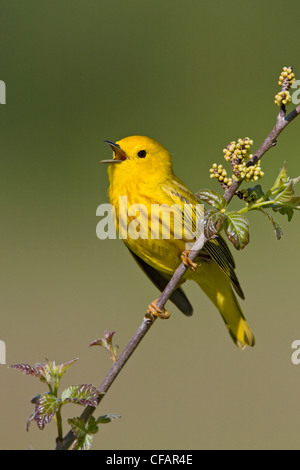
145, 299, 171, 320
181, 250, 198, 271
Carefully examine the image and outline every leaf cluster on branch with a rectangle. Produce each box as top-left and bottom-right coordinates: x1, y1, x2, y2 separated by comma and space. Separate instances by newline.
11, 358, 120, 450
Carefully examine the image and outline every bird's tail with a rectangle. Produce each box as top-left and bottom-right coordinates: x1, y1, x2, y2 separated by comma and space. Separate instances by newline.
192, 263, 255, 349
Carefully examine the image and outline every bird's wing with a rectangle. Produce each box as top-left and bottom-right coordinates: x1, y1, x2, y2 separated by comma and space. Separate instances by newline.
203, 238, 245, 299
161, 177, 245, 300
127, 247, 193, 316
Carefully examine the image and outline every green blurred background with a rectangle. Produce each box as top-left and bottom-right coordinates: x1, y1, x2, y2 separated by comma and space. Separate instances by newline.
1, 0, 300, 450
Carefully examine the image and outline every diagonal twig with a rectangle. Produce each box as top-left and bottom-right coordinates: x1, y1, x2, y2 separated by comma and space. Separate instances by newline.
224, 104, 300, 204
56, 101, 300, 450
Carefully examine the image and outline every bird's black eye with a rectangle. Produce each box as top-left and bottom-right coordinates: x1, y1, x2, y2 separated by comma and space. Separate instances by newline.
137, 150, 147, 158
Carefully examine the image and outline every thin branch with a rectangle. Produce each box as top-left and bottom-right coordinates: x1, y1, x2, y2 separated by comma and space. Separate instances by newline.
56, 101, 300, 450
224, 103, 300, 204
56, 316, 156, 450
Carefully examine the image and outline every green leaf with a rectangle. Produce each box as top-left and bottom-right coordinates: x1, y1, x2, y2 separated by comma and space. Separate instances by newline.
204, 209, 225, 238
271, 163, 289, 191
96, 413, 121, 424
272, 195, 300, 219
45, 358, 79, 383
68, 416, 99, 450
269, 163, 300, 203
277, 205, 295, 221
259, 209, 284, 240
34, 393, 61, 430
243, 184, 265, 201
224, 212, 250, 250
67, 413, 120, 450
72, 433, 93, 451
271, 177, 300, 221
61, 384, 98, 407
86, 416, 99, 434
196, 189, 227, 210
67, 417, 87, 437
255, 163, 300, 223
273, 180, 295, 204
54, 359, 79, 379
68, 417, 94, 451
287, 195, 300, 207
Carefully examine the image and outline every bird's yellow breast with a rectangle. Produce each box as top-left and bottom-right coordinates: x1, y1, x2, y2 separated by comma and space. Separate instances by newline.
108, 172, 187, 274
106, 135, 203, 275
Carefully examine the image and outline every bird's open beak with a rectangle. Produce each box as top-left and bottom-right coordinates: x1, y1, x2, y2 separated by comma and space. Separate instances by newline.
101, 140, 127, 164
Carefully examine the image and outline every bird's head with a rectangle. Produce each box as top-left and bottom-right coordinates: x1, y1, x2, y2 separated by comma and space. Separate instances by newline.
102, 135, 173, 184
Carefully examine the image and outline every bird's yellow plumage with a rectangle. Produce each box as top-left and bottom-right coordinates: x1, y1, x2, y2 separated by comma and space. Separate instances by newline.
103, 135, 255, 349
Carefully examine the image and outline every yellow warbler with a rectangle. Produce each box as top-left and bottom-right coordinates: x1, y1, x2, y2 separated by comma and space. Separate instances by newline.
102, 135, 254, 349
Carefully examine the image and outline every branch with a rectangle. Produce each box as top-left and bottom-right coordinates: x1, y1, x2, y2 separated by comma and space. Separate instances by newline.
224, 104, 300, 204
56, 100, 300, 450
56, 235, 207, 450
56, 317, 156, 450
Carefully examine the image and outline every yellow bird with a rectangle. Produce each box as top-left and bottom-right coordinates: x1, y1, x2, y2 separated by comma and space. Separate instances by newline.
102, 135, 255, 349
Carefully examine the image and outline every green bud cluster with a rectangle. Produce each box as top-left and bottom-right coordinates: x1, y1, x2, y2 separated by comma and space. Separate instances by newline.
232, 161, 264, 182
209, 137, 263, 189
209, 163, 233, 187
274, 90, 291, 106
236, 189, 256, 203
278, 66, 295, 87
275, 66, 295, 106
223, 137, 253, 164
